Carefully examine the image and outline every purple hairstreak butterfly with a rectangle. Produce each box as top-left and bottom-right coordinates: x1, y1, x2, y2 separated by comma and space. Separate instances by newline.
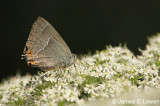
22, 17, 76, 70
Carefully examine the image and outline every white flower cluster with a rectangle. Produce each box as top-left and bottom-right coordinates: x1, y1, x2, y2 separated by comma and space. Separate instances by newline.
0, 34, 160, 106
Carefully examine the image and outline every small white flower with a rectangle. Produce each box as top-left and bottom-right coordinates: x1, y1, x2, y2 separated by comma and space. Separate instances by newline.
84, 84, 95, 94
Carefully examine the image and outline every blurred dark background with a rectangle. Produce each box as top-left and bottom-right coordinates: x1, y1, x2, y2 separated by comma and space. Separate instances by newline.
1, 0, 160, 81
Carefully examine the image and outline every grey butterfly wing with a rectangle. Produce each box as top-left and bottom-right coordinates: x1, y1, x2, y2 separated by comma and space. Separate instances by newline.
23, 17, 72, 69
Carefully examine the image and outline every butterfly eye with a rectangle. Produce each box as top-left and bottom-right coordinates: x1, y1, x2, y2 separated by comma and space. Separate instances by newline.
28, 51, 32, 55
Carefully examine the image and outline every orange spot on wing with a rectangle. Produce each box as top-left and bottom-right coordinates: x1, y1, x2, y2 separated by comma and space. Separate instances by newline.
28, 51, 32, 55
29, 61, 35, 64
29, 61, 40, 65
